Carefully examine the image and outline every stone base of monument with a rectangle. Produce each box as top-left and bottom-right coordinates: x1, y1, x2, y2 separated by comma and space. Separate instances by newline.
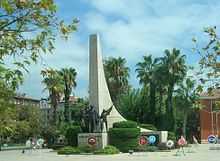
78, 133, 108, 149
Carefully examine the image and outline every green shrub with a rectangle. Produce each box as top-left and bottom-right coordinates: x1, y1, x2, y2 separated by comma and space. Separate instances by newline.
49, 144, 65, 150
168, 131, 176, 141
57, 146, 80, 155
109, 127, 140, 152
94, 145, 120, 154
145, 146, 158, 152
139, 124, 157, 131
113, 121, 137, 128
78, 145, 96, 153
65, 126, 82, 146
135, 145, 158, 152
109, 128, 140, 138
135, 145, 148, 152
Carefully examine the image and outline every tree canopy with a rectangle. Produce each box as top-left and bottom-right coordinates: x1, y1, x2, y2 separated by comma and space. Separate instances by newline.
0, 0, 78, 88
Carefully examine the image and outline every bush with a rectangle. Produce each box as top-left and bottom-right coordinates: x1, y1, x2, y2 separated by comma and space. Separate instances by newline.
57, 146, 80, 155
113, 121, 137, 128
94, 145, 120, 154
49, 144, 65, 150
135, 145, 158, 152
65, 126, 82, 146
145, 146, 158, 152
135, 145, 148, 152
139, 124, 157, 131
109, 128, 140, 138
168, 131, 176, 141
109, 127, 140, 152
78, 145, 96, 153
57, 145, 120, 155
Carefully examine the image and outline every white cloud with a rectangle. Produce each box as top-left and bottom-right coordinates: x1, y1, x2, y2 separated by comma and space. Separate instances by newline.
83, 0, 220, 64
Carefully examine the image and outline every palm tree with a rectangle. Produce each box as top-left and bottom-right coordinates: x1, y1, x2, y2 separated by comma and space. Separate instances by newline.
175, 78, 199, 138
59, 68, 77, 122
136, 55, 159, 124
154, 64, 167, 128
117, 88, 147, 123
41, 68, 64, 124
104, 57, 130, 104
162, 48, 187, 131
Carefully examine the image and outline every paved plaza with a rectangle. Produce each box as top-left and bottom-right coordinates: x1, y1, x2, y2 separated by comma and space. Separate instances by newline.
0, 144, 220, 161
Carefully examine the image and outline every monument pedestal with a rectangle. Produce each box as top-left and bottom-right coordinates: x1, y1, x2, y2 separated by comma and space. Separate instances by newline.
78, 133, 108, 149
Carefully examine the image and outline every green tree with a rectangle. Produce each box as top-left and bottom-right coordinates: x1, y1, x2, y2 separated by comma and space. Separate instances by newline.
117, 88, 147, 123
175, 78, 199, 138
193, 26, 220, 92
12, 104, 42, 142
59, 68, 77, 122
0, 82, 16, 150
0, 0, 78, 148
0, 0, 78, 88
162, 48, 187, 131
136, 55, 159, 124
70, 98, 89, 125
104, 57, 130, 104
154, 64, 168, 129
41, 68, 64, 124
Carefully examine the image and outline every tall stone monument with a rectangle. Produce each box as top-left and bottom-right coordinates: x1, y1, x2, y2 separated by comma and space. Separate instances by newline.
78, 34, 125, 149
89, 34, 125, 130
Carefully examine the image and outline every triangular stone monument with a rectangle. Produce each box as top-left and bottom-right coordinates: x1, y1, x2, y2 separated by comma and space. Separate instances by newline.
89, 34, 125, 131
78, 34, 125, 149
78, 34, 167, 149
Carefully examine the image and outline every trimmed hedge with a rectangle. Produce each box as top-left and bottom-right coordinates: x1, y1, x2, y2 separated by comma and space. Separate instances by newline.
78, 145, 96, 153
57, 145, 119, 155
65, 126, 82, 146
109, 127, 140, 152
57, 146, 80, 155
113, 121, 137, 128
109, 128, 140, 138
94, 145, 120, 154
136, 145, 158, 152
139, 124, 157, 131
49, 144, 65, 150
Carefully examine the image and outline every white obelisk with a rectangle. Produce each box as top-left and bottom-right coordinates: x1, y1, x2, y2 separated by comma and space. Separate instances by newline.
89, 34, 125, 130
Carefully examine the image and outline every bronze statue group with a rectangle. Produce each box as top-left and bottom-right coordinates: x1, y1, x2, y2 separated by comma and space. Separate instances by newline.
80, 105, 113, 133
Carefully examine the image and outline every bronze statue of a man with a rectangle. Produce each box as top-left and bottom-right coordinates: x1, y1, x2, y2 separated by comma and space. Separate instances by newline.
100, 106, 113, 132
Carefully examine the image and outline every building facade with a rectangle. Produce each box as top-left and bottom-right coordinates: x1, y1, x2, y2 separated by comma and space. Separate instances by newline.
14, 95, 79, 124
200, 90, 220, 143
14, 95, 52, 124
14, 95, 41, 107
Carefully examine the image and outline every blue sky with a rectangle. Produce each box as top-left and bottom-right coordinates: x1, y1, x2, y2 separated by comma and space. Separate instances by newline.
18, 0, 220, 99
